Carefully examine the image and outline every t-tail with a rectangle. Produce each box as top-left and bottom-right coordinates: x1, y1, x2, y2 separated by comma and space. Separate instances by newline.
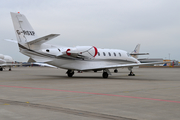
11, 12, 60, 63
11, 12, 38, 49
10, 12, 59, 51
130, 44, 149, 58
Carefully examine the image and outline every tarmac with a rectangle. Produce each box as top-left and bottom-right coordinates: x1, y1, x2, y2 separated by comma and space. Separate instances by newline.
0, 67, 180, 120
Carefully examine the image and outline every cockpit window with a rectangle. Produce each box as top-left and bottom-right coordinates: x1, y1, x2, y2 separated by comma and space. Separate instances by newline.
127, 53, 130, 57
98, 52, 100, 56
119, 53, 121, 56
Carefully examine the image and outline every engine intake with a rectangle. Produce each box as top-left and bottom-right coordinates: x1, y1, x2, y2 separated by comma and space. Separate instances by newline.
66, 46, 98, 59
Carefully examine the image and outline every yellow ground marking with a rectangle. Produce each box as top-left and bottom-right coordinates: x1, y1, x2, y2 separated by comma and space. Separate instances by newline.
3, 103, 10, 105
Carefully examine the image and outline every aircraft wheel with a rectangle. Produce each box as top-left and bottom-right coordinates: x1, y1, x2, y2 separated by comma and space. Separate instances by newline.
128, 71, 135, 76
68, 73, 74, 77
102, 72, 108, 78
66, 70, 74, 77
9, 69, 11, 71
114, 69, 118, 73
0, 68, 3, 71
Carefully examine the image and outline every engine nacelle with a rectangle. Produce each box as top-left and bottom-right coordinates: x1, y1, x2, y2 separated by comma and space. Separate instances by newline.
66, 46, 98, 59
0, 54, 4, 59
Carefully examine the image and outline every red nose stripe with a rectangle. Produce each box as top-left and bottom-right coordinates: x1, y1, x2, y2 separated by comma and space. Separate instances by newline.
93, 46, 98, 57
66, 49, 71, 56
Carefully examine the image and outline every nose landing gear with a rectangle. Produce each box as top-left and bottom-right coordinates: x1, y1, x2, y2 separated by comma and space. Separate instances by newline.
128, 67, 135, 76
128, 71, 135, 76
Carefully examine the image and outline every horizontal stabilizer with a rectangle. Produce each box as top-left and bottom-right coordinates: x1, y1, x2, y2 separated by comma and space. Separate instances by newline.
27, 34, 60, 45
130, 53, 149, 55
4, 39, 18, 43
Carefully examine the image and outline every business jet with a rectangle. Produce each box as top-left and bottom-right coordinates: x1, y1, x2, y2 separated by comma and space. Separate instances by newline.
0, 54, 14, 71
10, 12, 166, 78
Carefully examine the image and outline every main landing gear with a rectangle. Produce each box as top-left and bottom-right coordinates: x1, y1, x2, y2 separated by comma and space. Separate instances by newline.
66, 70, 74, 77
0, 67, 12, 71
102, 72, 108, 78
0, 67, 3, 71
128, 71, 135, 76
102, 69, 111, 78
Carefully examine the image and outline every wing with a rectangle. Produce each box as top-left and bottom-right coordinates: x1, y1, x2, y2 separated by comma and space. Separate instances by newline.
33, 63, 57, 68
81, 62, 170, 71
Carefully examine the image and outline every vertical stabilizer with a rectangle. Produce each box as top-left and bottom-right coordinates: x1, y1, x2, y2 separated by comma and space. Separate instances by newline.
10, 12, 38, 49
131, 44, 140, 58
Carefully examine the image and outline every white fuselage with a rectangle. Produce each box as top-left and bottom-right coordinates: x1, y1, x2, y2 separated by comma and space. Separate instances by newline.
0, 59, 6, 64
0, 54, 13, 66
20, 43, 140, 71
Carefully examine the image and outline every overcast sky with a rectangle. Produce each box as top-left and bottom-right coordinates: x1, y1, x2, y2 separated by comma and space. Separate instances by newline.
0, 0, 180, 61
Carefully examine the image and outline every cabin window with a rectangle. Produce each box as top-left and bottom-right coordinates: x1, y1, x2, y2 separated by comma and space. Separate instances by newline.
119, 53, 121, 56
114, 52, 116, 56
98, 52, 100, 56
108, 52, 111, 56
46, 49, 50, 52
103, 52, 106, 56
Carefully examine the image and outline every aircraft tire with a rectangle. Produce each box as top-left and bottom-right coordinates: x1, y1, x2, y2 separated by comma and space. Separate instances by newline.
102, 72, 108, 78
128, 72, 135, 76
68, 74, 73, 77
67, 71, 74, 77
114, 69, 118, 73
